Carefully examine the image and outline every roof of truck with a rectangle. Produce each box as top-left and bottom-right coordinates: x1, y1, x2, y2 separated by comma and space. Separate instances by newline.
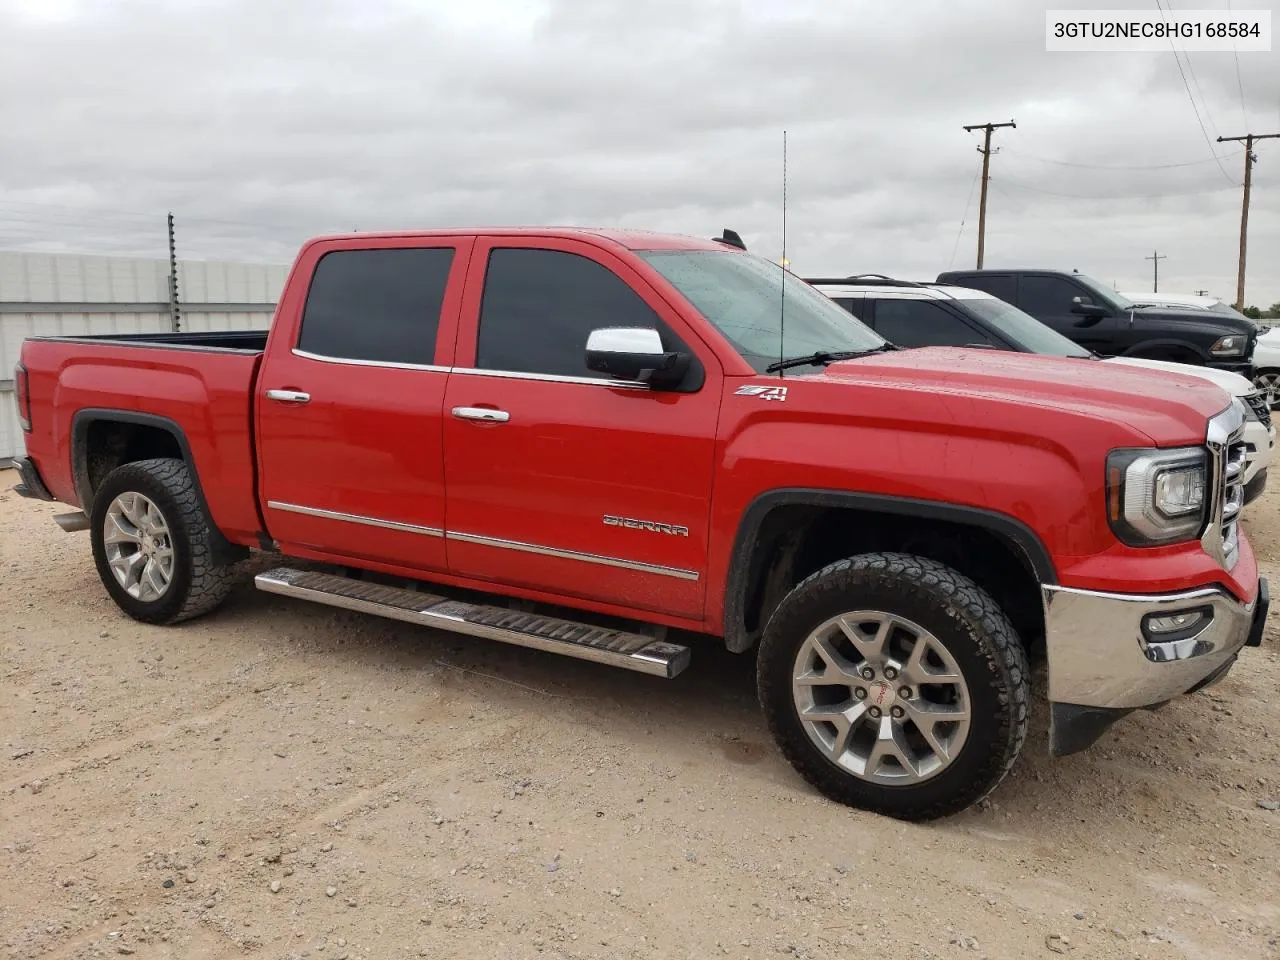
306, 227, 730, 252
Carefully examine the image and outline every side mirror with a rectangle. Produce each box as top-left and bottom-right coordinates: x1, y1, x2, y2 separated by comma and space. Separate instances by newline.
1071, 296, 1109, 319
585, 327, 691, 388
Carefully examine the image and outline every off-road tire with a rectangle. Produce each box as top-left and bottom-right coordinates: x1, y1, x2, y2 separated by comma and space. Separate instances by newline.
757, 552, 1030, 821
89, 458, 238, 625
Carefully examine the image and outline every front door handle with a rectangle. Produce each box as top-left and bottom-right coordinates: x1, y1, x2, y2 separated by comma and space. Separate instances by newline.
266, 389, 311, 404
452, 406, 510, 423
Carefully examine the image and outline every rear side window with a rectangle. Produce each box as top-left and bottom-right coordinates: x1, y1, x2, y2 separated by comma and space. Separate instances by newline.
298, 247, 455, 364
949, 274, 1016, 304
872, 298, 996, 348
476, 248, 686, 378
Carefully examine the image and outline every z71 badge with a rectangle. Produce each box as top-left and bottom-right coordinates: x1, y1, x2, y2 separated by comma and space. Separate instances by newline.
735, 385, 788, 402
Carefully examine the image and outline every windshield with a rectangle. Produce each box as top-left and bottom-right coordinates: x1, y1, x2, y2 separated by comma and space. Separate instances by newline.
1073, 273, 1134, 311
957, 296, 1091, 358
637, 249, 886, 373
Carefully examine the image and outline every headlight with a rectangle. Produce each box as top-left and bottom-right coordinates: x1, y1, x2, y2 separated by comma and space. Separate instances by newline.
1106, 447, 1208, 545
1210, 335, 1246, 357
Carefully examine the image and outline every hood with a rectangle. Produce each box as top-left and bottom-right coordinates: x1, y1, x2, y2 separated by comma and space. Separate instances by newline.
820, 347, 1230, 444
1103, 355, 1252, 396
1129, 304, 1258, 335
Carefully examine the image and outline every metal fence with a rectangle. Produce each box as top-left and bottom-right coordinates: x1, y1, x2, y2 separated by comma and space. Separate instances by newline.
0, 251, 287, 463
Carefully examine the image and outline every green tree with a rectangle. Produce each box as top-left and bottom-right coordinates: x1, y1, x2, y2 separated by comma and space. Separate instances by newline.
1243, 305, 1263, 320
1265, 302, 1280, 319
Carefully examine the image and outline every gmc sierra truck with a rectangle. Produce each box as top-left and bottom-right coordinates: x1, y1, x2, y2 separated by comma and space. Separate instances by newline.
12, 228, 1269, 821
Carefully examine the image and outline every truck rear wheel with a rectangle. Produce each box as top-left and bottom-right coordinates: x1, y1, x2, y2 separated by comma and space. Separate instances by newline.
757, 552, 1029, 821
89, 458, 238, 625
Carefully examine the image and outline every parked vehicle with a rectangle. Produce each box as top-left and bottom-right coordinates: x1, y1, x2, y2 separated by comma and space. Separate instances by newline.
1120, 291, 1250, 318
808, 275, 1273, 504
935, 268, 1258, 376
12, 228, 1269, 821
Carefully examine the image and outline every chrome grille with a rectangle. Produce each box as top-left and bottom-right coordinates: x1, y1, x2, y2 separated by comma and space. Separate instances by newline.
1243, 390, 1272, 429
1202, 404, 1247, 570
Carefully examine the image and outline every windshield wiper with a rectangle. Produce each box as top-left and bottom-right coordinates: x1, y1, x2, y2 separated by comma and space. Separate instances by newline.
765, 344, 898, 373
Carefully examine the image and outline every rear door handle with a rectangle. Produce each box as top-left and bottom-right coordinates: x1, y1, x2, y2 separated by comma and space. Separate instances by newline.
452, 406, 510, 423
266, 389, 311, 404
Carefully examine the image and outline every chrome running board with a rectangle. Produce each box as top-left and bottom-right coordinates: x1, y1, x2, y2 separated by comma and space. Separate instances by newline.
254, 567, 690, 678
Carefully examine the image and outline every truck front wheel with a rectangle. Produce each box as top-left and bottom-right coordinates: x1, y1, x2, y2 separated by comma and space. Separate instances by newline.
757, 552, 1029, 821
89, 458, 238, 625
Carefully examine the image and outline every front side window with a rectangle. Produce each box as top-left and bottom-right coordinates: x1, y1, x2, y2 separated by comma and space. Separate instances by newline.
298, 247, 454, 364
1018, 275, 1089, 318
638, 250, 884, 373
476, 248, 688, 378
871, 298, 995, 348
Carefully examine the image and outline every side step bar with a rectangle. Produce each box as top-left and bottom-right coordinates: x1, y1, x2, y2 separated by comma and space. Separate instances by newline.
54, 511, 90, 532
254, 567, 691, 678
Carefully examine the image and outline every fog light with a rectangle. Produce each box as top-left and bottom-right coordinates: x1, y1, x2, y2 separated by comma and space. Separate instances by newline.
1141, 606, 1213, 645
1146, 611, 1207, 634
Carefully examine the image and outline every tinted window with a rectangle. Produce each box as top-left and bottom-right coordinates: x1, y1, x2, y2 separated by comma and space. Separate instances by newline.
949, 274, 1016, 303
1018, 275, 1087, 318
299, 248, 454, 364
832, 296, 866, 320
872, 299, 995, 348
957, 297, 1089, 357
477, 248, 689, 378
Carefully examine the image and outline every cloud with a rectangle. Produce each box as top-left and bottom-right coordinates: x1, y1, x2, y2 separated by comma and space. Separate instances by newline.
0, 0, 1276, 305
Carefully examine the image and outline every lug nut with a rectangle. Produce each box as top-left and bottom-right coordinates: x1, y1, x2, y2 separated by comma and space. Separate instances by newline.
854, 687, 868, 700
890, 706, 905, 719
868, 706, 882, 719
899, 687, 911, 699
884, 667, 898, 680
860, 667, 875, 681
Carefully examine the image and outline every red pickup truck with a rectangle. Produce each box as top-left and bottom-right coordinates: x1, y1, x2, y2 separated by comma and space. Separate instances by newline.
12, 227, 1269, 821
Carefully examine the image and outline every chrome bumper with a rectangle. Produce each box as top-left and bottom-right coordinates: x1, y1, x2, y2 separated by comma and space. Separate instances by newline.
1043, 579, 1267, 755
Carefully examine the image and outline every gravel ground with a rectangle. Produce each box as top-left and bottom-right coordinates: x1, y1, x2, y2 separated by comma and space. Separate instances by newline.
2, 466, 1279, 960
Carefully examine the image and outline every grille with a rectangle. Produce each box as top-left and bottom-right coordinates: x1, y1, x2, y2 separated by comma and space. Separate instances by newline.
1204, 405, 1247, 570
1244, 391, 1272, 429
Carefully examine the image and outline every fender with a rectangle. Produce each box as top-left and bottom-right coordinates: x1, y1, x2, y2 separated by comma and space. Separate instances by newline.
70, 408, 251, 567
722, 488, 1058, 653
1117, 338, 1210, 363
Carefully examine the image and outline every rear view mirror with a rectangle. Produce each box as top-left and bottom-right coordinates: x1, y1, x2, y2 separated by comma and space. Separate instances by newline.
585, 327, 690, 387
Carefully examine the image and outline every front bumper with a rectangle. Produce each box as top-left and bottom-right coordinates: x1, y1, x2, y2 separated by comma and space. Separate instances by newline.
11, 456, 55, 501
1043, 577, 1267, 756
1208, 358, 1255, 377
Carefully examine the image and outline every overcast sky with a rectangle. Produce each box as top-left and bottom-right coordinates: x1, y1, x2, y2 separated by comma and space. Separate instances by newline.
1, 0, 1277, 305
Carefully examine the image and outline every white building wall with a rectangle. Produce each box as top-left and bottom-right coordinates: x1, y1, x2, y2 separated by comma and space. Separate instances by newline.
1, 250, 285, 462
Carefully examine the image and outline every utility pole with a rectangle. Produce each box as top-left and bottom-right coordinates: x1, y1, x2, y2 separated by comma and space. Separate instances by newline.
167, 212, 181, 333
962, 119, 1016, 268
1144, 249, 1167, 292
1217, 132, 1280, 309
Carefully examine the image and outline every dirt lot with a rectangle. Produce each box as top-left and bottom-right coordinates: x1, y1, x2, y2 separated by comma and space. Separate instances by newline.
2, 468, 1279, 960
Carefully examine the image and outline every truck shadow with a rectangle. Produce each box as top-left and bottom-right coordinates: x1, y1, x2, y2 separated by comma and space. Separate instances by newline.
211, 564, 1259, 836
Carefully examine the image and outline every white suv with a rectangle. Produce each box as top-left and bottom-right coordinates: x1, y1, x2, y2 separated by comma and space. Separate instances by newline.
810, 276, 1274, 503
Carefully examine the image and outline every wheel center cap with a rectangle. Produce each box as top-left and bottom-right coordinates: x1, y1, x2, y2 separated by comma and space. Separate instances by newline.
870, 680, 895, 710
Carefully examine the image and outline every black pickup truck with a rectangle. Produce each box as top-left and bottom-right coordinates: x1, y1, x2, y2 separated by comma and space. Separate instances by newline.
935, 268, 1258, 375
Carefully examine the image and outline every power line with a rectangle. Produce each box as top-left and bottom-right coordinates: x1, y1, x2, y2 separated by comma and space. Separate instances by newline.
1227, 0, 1250, 129
1000, 148, 1241, 171
1154, 0, 1238, 186
948, 169, 981, 270
997, 175, 1236, 201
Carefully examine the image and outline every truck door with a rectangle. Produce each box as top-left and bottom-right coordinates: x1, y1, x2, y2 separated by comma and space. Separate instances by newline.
255, 237, 473, 573
1017, 274, 1118, 354
440, 237, 721, 620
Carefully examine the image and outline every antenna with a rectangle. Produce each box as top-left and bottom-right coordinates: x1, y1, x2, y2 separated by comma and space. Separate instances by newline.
778, 129, 787, 378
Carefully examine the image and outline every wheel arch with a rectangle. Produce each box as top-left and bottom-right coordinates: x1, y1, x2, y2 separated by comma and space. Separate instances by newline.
723, 489, 1056, 655
71, 408, 249, 566
1118, 338, 1210, 363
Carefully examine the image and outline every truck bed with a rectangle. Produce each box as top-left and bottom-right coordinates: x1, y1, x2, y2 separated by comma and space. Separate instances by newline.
19, 331, 267, 546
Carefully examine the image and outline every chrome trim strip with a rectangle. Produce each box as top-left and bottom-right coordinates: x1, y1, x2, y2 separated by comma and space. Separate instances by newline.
447, 367, 651, 389
291, 348, 451, 373
266, 500, 444, 537
448, 530, 699, 581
